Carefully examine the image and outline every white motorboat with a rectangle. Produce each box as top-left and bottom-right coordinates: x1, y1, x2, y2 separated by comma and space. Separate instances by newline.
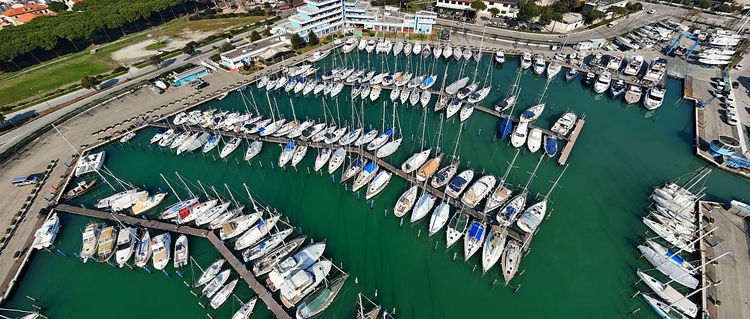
494, 50, 505, 63
151, 232, 171, 270
279, 260, 333, 308
445, 169, 474, 198
624, 85, 643, 104
431, 162, 458, 189
593, 71, 612, 94
343, 38, 358, 53
32, 212, 60, 250
527, 128, 542, 153
550, 112, 577, 136
520, 52, 532, 69
510, 121, 528, 148
461, 175, 496, 208
643, 84, 665, 110
267, 242, 326, 290
532, 55, 546, 75
114, 226, 136, 267
173, 234, 188, 268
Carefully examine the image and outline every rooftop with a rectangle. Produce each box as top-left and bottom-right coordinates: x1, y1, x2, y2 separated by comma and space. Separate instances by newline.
2, 4, 47, 17
561, 12, 583, 24
222, 36, 289, 60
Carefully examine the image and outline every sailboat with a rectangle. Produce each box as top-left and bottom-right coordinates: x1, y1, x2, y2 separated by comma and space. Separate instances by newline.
446, 211, 469, 248
496, 156, 542, 226
501, 238, 522, 283
393, 185, 419, 218
445, 169, 474, 198
410, 188, 436, 223
366, 171, 392, 199
463, 219, 486, 260
295, 274, 348, 319
481, 225, 507, 273
352, 163, 379, 192
244, 138, 263, 161
134, 229, 151, 268
278, 141, 295, 167
291, 144, 308, 167
517, 164, 567, 233
314, 147, 332, 172
327, 147, 346, 174
484, 150, 520, 214
428, 199, 450, 236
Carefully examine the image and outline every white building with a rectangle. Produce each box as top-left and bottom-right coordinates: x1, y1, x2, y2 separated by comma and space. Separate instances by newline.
219, 35, 291, 70
279, 0, 436, 40
546, 12, 584, 33
435, 0, 518, 18
583, 0, 629, 11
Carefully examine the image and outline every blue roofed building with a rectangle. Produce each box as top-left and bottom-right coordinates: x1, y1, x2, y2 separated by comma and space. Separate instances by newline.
171, 66, 211, 87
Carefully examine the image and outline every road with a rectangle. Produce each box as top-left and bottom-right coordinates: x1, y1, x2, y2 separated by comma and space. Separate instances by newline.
0, 19, 284, 154
438, 2, 738, 45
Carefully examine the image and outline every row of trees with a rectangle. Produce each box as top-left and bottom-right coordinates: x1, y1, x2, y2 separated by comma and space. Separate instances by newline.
290, 31, 319, 50
512, 0, 641, 26
0, 0, 199, 69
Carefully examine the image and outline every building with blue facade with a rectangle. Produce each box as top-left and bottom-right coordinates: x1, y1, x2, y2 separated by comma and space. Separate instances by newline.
279, 0, 436, 40
171, 66, 211, 86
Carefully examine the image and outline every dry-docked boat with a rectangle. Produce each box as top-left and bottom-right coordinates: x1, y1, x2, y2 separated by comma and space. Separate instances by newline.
74, 151, 105, 177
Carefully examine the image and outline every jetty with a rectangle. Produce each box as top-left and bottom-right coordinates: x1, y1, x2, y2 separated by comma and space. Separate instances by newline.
558, 117, 585, 165
54, 204, 294, 319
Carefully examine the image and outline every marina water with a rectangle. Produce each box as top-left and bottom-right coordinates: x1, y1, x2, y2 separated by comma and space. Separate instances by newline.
5, 52, 749, 318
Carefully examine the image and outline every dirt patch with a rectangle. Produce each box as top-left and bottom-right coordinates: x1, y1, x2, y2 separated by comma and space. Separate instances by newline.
111, 31, 212, 64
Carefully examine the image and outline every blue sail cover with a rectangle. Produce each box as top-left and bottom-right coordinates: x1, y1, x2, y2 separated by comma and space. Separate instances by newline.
545, 138, 557, 156
468, 222, 484, 239
498, 118, 513, 139
521, 110, 536, 119
363, 163, 377, 173
448, 177, 466, 192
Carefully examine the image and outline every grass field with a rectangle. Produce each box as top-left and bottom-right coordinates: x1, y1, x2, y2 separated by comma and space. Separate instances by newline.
0, 16, 270, 113
0, 55, 115, 110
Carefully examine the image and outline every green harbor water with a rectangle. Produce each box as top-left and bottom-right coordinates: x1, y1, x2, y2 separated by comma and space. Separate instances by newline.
4, 51, 749, 319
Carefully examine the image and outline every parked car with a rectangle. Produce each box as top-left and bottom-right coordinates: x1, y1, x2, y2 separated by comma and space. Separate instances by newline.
12, 175, 39, 187
647, 9, 655, 14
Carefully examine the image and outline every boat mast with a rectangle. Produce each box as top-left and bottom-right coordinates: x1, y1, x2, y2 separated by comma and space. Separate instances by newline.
174, 172, 196, 198
224, 184, 239, 207
522, 155, 544, 193
471, 25, 486, 85
449, 123, 463, 163
242, 183, 261, 213
661, 251, 730, 287
52, 124, 117, 192
543, 164, 568, 200
289, 98, 298, 124
160, 173, 183, 202
210, 186, 223, 202
500, 149, 521, 183
197, 180, 210, 199
419, 99, 428, 151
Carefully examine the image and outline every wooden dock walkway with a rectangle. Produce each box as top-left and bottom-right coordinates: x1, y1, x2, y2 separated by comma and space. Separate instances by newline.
148, 123, 490, 222
557, 118, 585, 165
54, 204, 293, 319
474, 105, 568, 141
206, 232, 293, 319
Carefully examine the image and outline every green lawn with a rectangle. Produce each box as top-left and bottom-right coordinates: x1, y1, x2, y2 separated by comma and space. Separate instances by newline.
0, 55, 114, 110
145, 42, 168, 50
